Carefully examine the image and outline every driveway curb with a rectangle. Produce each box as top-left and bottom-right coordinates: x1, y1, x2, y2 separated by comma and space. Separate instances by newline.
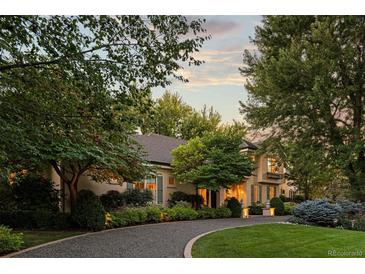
183, 221, 290, 258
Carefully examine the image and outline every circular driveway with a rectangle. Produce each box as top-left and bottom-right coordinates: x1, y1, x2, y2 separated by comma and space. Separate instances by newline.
13, 216, 289, 258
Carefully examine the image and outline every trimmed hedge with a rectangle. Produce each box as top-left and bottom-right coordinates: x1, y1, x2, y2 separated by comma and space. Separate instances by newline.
100, 190, 124, 211
0, 225, 24, 255
249, 203, 263, 215
197, 207, 232, 219
163, 206, 198, 221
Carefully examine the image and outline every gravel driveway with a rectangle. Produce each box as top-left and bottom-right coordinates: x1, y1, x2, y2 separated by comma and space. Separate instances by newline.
13, 216, 289, 258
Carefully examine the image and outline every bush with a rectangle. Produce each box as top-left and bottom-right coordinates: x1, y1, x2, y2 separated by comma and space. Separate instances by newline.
100, 190, 124, 212
0, 180, 16, 211
197, 207, 217, 219
279, 195, 292, 203
124, 189, 153, 206
249, 202, 263, 215
337, 200, 364, 216
270, 197, 285, 216
0, 225, 24, 255
284, 202, 297, 215
214, 207, 232, 218
292, 200, 342, 226
168, 191, 190, 207
174, 201, 192, 208
12, 174, 59, 212
163, 206, 198, 221
0, 210, 71, 229
72, 190, 105, 231
145, 206, 162, 223
226, 197, 242, 217
293, 195, 305, 203
188, 194, 204, 209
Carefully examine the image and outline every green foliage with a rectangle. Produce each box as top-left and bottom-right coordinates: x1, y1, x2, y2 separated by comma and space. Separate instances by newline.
240, 16, 365, 200
0, 225, 24, 255
172, 129, 253, 191
72, 190, 105, 231
0, 16, 208, 210
123, 189, 153, 206
163, 205, 199, 221
12, 174, 59, 212
270, 197, 285, 216
249, 203, 263, 215
0, 179, 16, 210
100, 190, 124, 212
293, 195, 305, 203
226, 197, 242, 218
144, 206, 162, 223
284, 202, 297, 215
197, 207, 231, 219
140, 91, 222, 140
168, 191, 191, 207
292, 200, 342, 226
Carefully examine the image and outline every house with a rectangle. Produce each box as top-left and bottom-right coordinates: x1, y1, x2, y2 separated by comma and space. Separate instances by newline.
51, 133, 293, 211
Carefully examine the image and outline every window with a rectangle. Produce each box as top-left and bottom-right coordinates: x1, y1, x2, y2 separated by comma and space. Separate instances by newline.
135, 182, 145, 189
168, 176, 176, 185
281, 189, 285, 195
146, 177, 156, 190
289, 189, 295, 199
266, 185, 277, 200
127, 182, 133, 190
267, 157, 280, 173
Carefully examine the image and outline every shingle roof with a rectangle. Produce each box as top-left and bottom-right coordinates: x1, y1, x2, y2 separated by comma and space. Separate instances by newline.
240, 139, 258, 150
133, 134, 186, 165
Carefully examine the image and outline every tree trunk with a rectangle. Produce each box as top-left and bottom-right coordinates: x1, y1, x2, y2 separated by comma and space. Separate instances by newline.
68, 181, 78, 213
194, 184, 199, 210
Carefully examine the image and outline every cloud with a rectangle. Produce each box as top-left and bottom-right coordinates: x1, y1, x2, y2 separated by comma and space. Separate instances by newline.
204, 19, 241, 36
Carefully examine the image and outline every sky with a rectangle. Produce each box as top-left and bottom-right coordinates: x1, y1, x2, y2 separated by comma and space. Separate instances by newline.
152, 15, 262, 123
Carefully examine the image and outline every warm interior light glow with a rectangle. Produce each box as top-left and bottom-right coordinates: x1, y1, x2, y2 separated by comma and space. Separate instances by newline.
242, 208, 249, 218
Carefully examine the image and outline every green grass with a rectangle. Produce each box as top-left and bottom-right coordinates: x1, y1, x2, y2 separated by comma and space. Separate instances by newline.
16, 230, 85, 250
192, 224, 365, 258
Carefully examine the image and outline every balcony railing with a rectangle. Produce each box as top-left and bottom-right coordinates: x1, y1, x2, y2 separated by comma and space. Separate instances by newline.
265, 172, 284, 180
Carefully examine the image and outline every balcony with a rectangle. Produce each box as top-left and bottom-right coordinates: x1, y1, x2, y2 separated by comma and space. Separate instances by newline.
265, 172, 284, 180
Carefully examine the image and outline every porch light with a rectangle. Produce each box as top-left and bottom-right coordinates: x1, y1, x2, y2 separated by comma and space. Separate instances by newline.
242, 208, 249, 218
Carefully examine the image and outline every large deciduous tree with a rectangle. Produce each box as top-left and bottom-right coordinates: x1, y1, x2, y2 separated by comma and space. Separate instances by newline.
240, 16, 365, 201
171, 128, 253, 207
140, 91, 222, 139
0, 16, 209, 210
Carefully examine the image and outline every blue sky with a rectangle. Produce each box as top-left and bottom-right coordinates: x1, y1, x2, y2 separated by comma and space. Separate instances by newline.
152, 15, 262, 123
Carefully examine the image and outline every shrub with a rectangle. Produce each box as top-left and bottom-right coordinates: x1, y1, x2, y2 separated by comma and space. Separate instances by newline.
337, 200, 364, 216
0, 225, 24, 255
279, 195, 292, 202
292, 200, 342, 226
188, 194, 204, 209
293, 195, 305, 203
72, 190, 105, 231
226, 197, 242, 217
353, 215, 365, 231
0, 180, 16, 211
249, 202, 263, 215
284, 202, 297, 215
124, 189, 153, 206
197, 207, 217, 219
0, 210, 71, 229
163, 206, 198, 221
174, 201, 192, 208
168, 191, 190, 207
215, 207, 232, 218
12, 174, 59, 212
145, 206, 162, 223
100, 190, 124, 212
270, 197, 285, 216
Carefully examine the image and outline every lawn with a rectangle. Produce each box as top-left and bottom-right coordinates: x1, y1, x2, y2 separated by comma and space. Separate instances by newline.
192, 224, 365, 258
16, 230, 85, 250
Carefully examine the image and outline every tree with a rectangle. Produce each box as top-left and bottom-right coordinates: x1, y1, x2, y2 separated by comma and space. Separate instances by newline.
240, 16, 365, 201
172, 129, 253, 207
180, 105, 221, 140
140, 91, 222, 139
0, 16, 209, 210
